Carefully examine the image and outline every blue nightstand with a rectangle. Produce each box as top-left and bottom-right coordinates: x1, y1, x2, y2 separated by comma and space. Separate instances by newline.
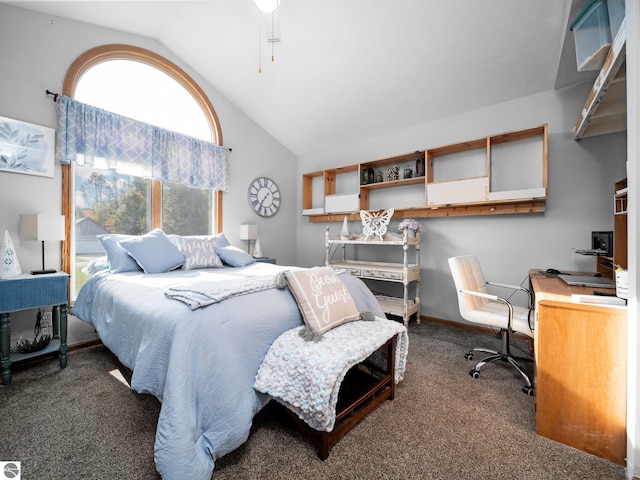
254, 257, 276, 264
0, 272, 69, 385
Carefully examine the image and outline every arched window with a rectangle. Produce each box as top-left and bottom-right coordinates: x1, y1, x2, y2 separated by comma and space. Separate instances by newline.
62, 44, 223, 298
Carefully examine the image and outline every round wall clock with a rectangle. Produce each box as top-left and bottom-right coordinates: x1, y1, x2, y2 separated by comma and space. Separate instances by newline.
248, 176, 281, 217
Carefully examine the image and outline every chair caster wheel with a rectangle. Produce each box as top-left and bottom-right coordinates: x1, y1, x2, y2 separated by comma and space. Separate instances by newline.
522, 386, 534, 396
469, 370, 480, 379
464, 353, 473, 361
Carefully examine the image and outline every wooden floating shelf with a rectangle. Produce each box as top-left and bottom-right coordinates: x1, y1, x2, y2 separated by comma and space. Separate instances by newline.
303, 125, 547, 221
309, 200, 546, 223
360, 176, 425, 190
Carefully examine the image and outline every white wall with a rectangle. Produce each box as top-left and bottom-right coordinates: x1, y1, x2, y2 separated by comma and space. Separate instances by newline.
295, 56, 636, 474
0, 4, 297, 345
625, 0, 639, 477
296, 82, 627, 324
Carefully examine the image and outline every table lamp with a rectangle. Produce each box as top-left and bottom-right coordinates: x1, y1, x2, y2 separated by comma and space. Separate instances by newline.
240, 224, 258, 256
19, 213, 66, 275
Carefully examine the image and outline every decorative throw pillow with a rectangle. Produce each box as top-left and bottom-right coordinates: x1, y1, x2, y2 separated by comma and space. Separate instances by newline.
97, 234, 142, 274
213, 232, 231, 249
216, 245, 256, 267
179, 237, 224, 270
283, 267, 362, 339
118, 229, 185, 274
169, 233, 230, 251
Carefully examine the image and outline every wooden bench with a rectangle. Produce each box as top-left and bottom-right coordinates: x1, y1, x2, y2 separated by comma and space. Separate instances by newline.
279, 336, 396, 459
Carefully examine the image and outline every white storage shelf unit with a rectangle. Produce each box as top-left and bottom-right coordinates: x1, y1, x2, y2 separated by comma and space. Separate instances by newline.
325, 227, 421, 325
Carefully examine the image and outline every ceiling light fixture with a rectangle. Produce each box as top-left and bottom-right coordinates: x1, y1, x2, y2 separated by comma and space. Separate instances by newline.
255, 0, 281, 73
254, 0, 279, 14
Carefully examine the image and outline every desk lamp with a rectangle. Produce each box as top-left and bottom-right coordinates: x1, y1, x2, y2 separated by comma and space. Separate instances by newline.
19, 214, 65, 275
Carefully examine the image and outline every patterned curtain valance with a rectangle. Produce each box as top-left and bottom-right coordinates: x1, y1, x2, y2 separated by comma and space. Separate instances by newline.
55, 95, 230, 191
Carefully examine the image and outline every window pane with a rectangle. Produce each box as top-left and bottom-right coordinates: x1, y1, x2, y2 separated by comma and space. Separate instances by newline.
162, 182, 212, 235
74, 164, 151, 297
75, 60, 211, 140
68, 49, 220, 300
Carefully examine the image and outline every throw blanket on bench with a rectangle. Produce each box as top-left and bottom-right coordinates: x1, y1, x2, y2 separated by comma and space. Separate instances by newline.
254, 317, 408, 432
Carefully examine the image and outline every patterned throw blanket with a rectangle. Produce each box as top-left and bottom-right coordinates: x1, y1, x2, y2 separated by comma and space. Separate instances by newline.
254, 317, 409, 432
164, 275, 276, 310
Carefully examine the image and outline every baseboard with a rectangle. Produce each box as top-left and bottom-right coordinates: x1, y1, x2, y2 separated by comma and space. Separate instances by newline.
68, 338, 102, 352
418, 314, 532, 342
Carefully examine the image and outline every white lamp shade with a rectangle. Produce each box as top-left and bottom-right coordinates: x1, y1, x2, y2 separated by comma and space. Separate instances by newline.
19, 214, 66, 242
240, 224, 259, 241
255, 0, 279, 13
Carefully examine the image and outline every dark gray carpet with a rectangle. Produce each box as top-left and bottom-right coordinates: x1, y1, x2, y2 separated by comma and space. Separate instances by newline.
0, 322, 626, 479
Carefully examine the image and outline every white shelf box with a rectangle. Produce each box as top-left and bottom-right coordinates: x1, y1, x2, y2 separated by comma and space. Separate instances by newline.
607, 0, 625, 41
570, 0, 612, 72
324, 193, 359, 213
302, 207, 325, 216
614, 188, 628, 215
427, 177, 488, 206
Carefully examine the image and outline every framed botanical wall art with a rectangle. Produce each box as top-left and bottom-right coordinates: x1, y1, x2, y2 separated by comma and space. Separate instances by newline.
0, 115, 55, 178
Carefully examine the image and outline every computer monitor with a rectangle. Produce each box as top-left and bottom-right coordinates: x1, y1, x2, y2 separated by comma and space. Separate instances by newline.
592, 231, 613, 256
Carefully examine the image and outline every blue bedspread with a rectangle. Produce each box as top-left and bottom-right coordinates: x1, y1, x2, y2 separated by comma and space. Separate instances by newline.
72, 263, 385, 480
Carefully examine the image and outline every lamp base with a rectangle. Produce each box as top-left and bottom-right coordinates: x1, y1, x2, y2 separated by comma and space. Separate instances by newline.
31, 269, 57, 275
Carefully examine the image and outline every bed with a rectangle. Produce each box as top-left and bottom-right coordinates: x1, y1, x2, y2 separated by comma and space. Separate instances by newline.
71, 231, 389, 480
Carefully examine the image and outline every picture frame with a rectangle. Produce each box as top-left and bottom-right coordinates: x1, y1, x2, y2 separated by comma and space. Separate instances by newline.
0, 115, 55, 178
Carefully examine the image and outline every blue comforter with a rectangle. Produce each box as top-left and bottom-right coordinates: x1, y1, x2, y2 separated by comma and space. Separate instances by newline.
72, 263, 385, 480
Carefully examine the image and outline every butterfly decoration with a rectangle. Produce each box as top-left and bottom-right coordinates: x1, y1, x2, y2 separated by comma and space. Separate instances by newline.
360, 208, 394, 241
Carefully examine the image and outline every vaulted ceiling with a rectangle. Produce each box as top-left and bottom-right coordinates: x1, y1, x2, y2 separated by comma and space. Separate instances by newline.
10, 1, 594, 157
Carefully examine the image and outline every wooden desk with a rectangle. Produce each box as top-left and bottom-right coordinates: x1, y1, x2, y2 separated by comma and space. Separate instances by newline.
530, 270, 626, 465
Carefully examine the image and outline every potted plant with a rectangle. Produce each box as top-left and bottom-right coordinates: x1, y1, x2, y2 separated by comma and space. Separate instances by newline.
398, 219, 421, 237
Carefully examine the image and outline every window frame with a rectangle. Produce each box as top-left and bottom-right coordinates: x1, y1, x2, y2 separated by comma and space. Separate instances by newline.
61, 44, 223, 275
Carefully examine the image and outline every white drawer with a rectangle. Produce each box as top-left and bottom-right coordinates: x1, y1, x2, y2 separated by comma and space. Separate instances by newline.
362, 269, 403, 280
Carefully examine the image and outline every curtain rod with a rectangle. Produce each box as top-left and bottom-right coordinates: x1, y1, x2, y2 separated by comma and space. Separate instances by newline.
46, 89, 59, 102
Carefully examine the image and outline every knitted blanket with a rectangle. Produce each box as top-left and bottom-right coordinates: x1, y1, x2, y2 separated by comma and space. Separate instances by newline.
254, 317, 408, 432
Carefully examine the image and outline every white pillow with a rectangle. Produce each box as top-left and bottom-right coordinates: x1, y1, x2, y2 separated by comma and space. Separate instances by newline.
179, 236, 224, 270
169, 233, 230, 250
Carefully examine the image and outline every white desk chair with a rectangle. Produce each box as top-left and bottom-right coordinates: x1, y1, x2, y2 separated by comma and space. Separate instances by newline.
448, 255, 534, 395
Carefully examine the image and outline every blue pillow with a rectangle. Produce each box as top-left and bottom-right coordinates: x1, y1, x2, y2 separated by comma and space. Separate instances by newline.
97, 234, 143, 274
118, 229, 185, 274
213, 232, 231, 249
217, 246, 256, 267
